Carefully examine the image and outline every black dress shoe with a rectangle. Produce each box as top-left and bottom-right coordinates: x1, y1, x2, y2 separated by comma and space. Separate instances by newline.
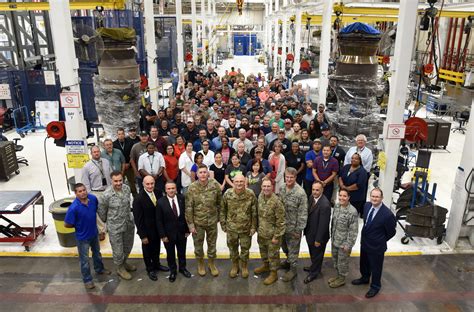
351, 278, 370, 285
303, 274, 318, 284
179, 268, 192, 278
147, 271, 158, 281
169, 272, 177, 283
158, 264, 170, 272
365, 288, 379, 298
303, 266, 310, 272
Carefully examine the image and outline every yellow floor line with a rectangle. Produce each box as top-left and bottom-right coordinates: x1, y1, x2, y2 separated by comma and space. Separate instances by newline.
0, 251, 423, 258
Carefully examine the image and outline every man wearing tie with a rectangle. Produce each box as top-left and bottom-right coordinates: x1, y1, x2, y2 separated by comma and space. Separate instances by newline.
157, 182, 192, 282
303, 181, 331, 284
352, 188, 396, 298
133, 176, 169, 281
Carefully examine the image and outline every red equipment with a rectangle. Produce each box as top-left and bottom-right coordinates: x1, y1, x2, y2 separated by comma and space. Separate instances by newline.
404, 117, 429, 143
46, 121, 65, 140
424, 64, 434, 74
185, 52, 193, 62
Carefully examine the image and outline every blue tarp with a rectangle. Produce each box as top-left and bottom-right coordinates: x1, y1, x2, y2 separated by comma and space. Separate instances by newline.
340, 22, 381, 35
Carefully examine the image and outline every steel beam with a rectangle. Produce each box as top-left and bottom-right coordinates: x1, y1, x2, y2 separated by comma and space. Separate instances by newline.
379, 0, 419, 206
318, 0, 333, 107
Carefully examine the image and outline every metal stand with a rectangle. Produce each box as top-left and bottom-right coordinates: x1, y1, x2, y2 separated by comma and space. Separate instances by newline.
0, 192, 47, 251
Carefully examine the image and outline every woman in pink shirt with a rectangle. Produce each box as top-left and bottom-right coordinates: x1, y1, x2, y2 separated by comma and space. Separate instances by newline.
258, 86, 270, 102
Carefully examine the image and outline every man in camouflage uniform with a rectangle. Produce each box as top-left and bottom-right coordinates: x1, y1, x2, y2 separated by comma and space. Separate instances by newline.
255, 177, 286, 285
329, 189, 359, 288
278, 167, 308, 282
221, 174, 257, 279
185, 164, 223, 277
98, 171, 136, 280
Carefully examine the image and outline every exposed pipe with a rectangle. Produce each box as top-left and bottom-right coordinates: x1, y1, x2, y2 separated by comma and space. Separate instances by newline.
454, 17, 465, 72
448, 17, 458, 70
442, 17, 452, 69
429, 17, 439, 65
460, 22, 471, 72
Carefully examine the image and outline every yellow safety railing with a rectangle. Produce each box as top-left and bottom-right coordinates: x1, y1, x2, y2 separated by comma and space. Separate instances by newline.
438, 69, 465, 85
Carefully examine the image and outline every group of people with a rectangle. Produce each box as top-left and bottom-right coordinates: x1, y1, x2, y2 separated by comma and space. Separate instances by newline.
65, 66, 396, 298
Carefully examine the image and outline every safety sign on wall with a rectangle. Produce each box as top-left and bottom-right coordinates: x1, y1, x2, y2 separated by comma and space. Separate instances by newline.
66, 154, 89, 169
386, 124, 406, 139
60, 92, 80, 108
44, 71, 56, 86
66, 140, 88, 168
66, 140, 86, 154
0, 84, 11, 100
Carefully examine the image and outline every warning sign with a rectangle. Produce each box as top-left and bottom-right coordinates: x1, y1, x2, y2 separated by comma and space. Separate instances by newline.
387, 124, 406, 139
66, 140, 86, 154
60, 92, 80, 108
66, 154, 89, 169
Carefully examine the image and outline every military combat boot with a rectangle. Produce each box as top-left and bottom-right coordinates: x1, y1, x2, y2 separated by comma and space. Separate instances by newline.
328, 276, 338, 284
197, 258, 206, 276
117, 265, 132, 280
263, 270, 278, 285
124, 262, 137, 272
279, 260, 290, 271
282, 267, 297, 282
240, 261, 249, 278
329, 275, 346, 288
229, 260, 239, 278
254, 261, 270, 274
208, 258, 219, 277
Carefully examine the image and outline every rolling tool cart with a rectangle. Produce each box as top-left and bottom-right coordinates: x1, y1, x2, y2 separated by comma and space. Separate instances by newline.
395, 170, 447, 245
0, 141, 20, 181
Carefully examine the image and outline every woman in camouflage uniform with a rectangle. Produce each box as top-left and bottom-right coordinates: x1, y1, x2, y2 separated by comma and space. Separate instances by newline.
329, 189, 359, 288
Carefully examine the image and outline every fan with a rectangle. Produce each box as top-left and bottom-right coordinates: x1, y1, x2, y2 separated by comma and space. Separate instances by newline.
73, 24, 104, 64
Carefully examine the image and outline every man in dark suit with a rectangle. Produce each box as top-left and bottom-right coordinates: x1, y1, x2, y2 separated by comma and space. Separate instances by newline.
303, 181, 331, 284
157, 181, 191, 282
352, 188, 396, 298
133, 176, 169, 281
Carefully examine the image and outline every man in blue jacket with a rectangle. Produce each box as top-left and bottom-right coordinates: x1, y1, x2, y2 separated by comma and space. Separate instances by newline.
352, 188, 396, 298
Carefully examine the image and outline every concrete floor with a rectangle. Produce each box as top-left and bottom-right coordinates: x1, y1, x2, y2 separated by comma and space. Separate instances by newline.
0, 255, 472, 311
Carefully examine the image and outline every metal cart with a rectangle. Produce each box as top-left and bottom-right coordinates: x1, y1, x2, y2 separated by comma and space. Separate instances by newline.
395, 171, 446, 245
0, 191, 47, 251
12, 106, 36, 138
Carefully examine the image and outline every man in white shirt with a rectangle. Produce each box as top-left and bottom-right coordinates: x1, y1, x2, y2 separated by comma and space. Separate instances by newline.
232, 128, 253, 153
81, 145, 112, 240
302, 104, 316, 126
138, 143, 166, 197
265, 122, 280, 147
82, 146, 112, 193
344, 134, 373, 173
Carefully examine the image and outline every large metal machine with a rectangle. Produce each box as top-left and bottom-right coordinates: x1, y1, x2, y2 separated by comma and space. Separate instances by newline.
94, 28, 141, 136
327, 22, 384, 147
